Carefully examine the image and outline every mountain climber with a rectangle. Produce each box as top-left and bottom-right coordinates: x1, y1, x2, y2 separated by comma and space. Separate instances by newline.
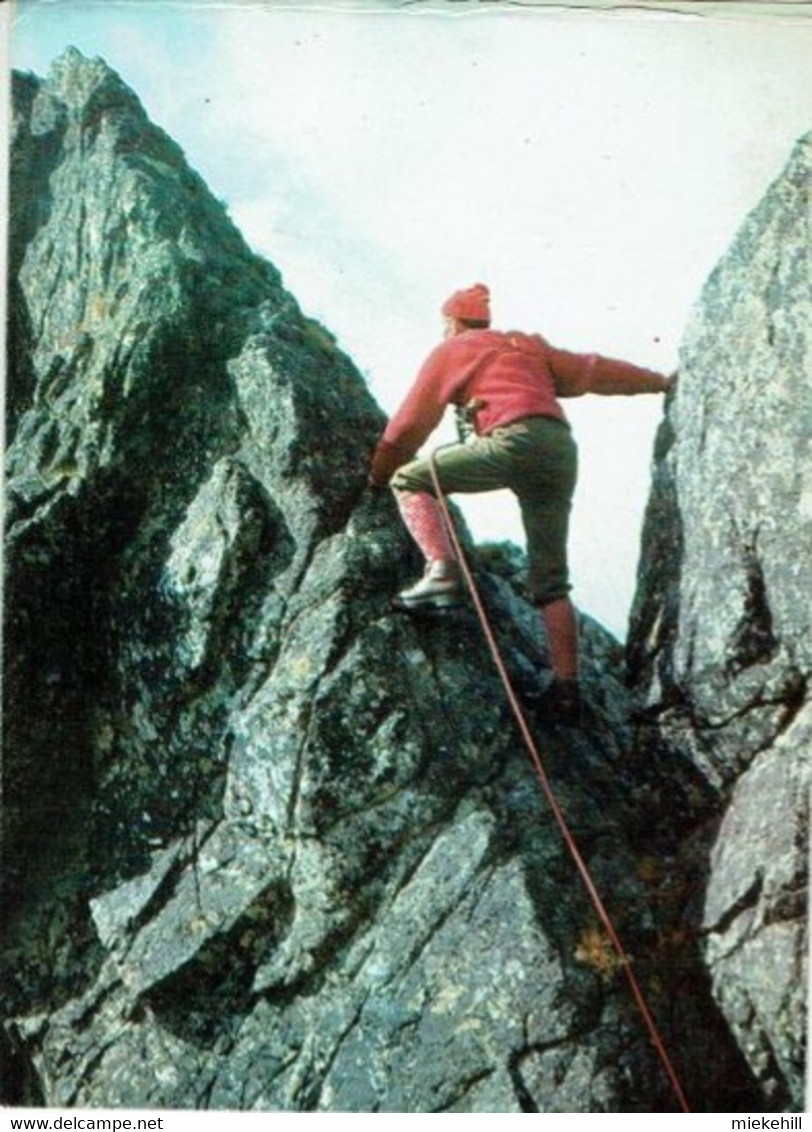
368, 283, 671, 719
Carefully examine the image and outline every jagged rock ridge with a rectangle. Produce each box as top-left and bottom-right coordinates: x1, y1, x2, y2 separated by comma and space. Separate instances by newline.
629, 132, 811, 1110
2, 49, 805, 1111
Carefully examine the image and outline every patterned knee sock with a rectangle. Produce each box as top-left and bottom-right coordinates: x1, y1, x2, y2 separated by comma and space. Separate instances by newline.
395, 490, 457, 562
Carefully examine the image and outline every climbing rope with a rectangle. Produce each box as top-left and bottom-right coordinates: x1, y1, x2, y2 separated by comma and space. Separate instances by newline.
427, 447, 691, 1114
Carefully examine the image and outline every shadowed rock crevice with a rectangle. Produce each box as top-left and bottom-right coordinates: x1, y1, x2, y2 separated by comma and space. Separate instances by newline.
626, 406, 684, 705
627, 132, 811, 1110
146, 878, 296, 1050
725, 535, 779, 676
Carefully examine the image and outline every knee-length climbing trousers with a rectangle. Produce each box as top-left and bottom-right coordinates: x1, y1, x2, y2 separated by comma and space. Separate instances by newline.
391, 415, 578, 606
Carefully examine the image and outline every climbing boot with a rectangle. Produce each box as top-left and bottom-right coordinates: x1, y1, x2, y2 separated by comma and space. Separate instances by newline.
536, 678, 583, 726
394, 559, 462, 610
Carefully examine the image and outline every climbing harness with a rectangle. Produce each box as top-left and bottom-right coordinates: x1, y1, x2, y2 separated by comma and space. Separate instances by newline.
426, 446, 692, 1114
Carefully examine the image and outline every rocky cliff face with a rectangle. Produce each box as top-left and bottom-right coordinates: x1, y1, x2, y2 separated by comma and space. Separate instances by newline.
628, 132, 811, 1111
2, 50, 805, 1112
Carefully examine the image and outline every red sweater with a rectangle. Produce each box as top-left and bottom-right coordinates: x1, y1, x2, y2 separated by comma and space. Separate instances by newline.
370, 328, 668, 485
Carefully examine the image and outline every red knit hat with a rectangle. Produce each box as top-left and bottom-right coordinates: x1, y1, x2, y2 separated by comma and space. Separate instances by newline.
441, 283, 491, 323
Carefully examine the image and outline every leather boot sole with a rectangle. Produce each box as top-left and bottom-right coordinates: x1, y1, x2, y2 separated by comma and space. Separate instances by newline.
392, 590, 462, 611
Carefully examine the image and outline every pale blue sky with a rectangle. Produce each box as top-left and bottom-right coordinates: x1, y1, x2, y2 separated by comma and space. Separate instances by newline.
7, 0, 812, 635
